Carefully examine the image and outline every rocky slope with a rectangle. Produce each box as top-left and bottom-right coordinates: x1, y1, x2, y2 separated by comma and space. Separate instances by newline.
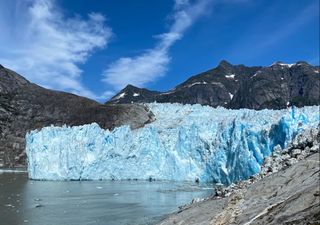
0, 65, 154, 167
108, 60, 320, 109
157, 127, 320, 225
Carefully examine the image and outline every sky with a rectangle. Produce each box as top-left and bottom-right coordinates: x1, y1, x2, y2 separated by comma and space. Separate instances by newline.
0, 0, 319, 102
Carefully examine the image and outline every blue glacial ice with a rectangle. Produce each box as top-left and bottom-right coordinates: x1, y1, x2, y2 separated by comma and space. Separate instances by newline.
26, 103, 320, 184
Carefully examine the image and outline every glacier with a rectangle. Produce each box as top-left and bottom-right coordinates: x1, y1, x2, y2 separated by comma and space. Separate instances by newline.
26, 103, 320, 184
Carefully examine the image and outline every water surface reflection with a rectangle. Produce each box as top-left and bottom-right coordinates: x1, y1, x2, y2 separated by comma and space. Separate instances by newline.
0, 173, 213, 225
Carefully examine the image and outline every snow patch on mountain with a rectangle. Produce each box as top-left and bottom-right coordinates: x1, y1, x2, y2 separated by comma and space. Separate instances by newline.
225, 74, 235, 79
187, 81, 207, 88
114, 92, 126, 99
251, 71, 261, 78
133, 93, 140, 97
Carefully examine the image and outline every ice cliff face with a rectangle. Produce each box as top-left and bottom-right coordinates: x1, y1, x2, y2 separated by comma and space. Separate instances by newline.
26, 103, 319, 184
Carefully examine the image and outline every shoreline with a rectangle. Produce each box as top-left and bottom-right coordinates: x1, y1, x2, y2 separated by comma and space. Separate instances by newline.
157, 127, 320, 225
157, 152, 320, 225
0, 168, 27, 173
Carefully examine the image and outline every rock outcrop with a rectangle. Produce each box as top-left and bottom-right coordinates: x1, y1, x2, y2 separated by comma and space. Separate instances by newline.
107, 61, 320, 109
0, 66, 154, 167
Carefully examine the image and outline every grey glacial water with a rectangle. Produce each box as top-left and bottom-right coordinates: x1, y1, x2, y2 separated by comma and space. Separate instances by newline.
0, 172, 213, 225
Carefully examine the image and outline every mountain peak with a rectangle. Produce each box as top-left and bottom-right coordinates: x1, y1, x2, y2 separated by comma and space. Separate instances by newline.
273, 61, 285, 65
217, 60, 233, 68
271, 61, 297, 68
296, 61, 310, 66
116, 84, 141, 93
124, 84, 139, 89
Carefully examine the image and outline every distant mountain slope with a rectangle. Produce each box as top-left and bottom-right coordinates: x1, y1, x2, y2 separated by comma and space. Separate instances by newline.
109, 84, 160, 104
0, 65, 154, 167
107, 60, 320, 109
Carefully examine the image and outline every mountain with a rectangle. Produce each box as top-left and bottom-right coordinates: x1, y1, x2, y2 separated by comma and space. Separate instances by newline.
0, 65, 154, 167
109, 84, 159, 104
107, 60, 320, 109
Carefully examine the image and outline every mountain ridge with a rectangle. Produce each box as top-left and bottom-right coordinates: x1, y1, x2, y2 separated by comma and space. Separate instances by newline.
107, 60, 320, 109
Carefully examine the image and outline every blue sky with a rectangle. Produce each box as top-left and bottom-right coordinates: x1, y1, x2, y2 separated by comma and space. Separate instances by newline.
0, 0, 319, 101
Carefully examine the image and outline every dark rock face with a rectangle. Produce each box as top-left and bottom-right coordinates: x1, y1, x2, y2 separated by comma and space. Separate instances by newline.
231, 61, 320, 109
107, 60, 320, 109
0, 67, 154, 167
109, 84, 159, 104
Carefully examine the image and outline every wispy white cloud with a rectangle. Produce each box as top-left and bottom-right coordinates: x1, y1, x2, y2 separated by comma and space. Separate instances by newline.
102, 0, 213, 91
0, 0, 112, 99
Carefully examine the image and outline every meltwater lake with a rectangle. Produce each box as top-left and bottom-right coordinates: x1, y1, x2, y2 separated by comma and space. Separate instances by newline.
0, 172, 213, 225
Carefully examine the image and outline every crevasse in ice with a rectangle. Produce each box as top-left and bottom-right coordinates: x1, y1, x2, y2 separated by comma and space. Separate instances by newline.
26, 103, 319, 183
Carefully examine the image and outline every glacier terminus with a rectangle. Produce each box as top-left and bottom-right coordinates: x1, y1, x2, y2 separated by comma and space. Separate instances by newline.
26, 103, 319, 184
